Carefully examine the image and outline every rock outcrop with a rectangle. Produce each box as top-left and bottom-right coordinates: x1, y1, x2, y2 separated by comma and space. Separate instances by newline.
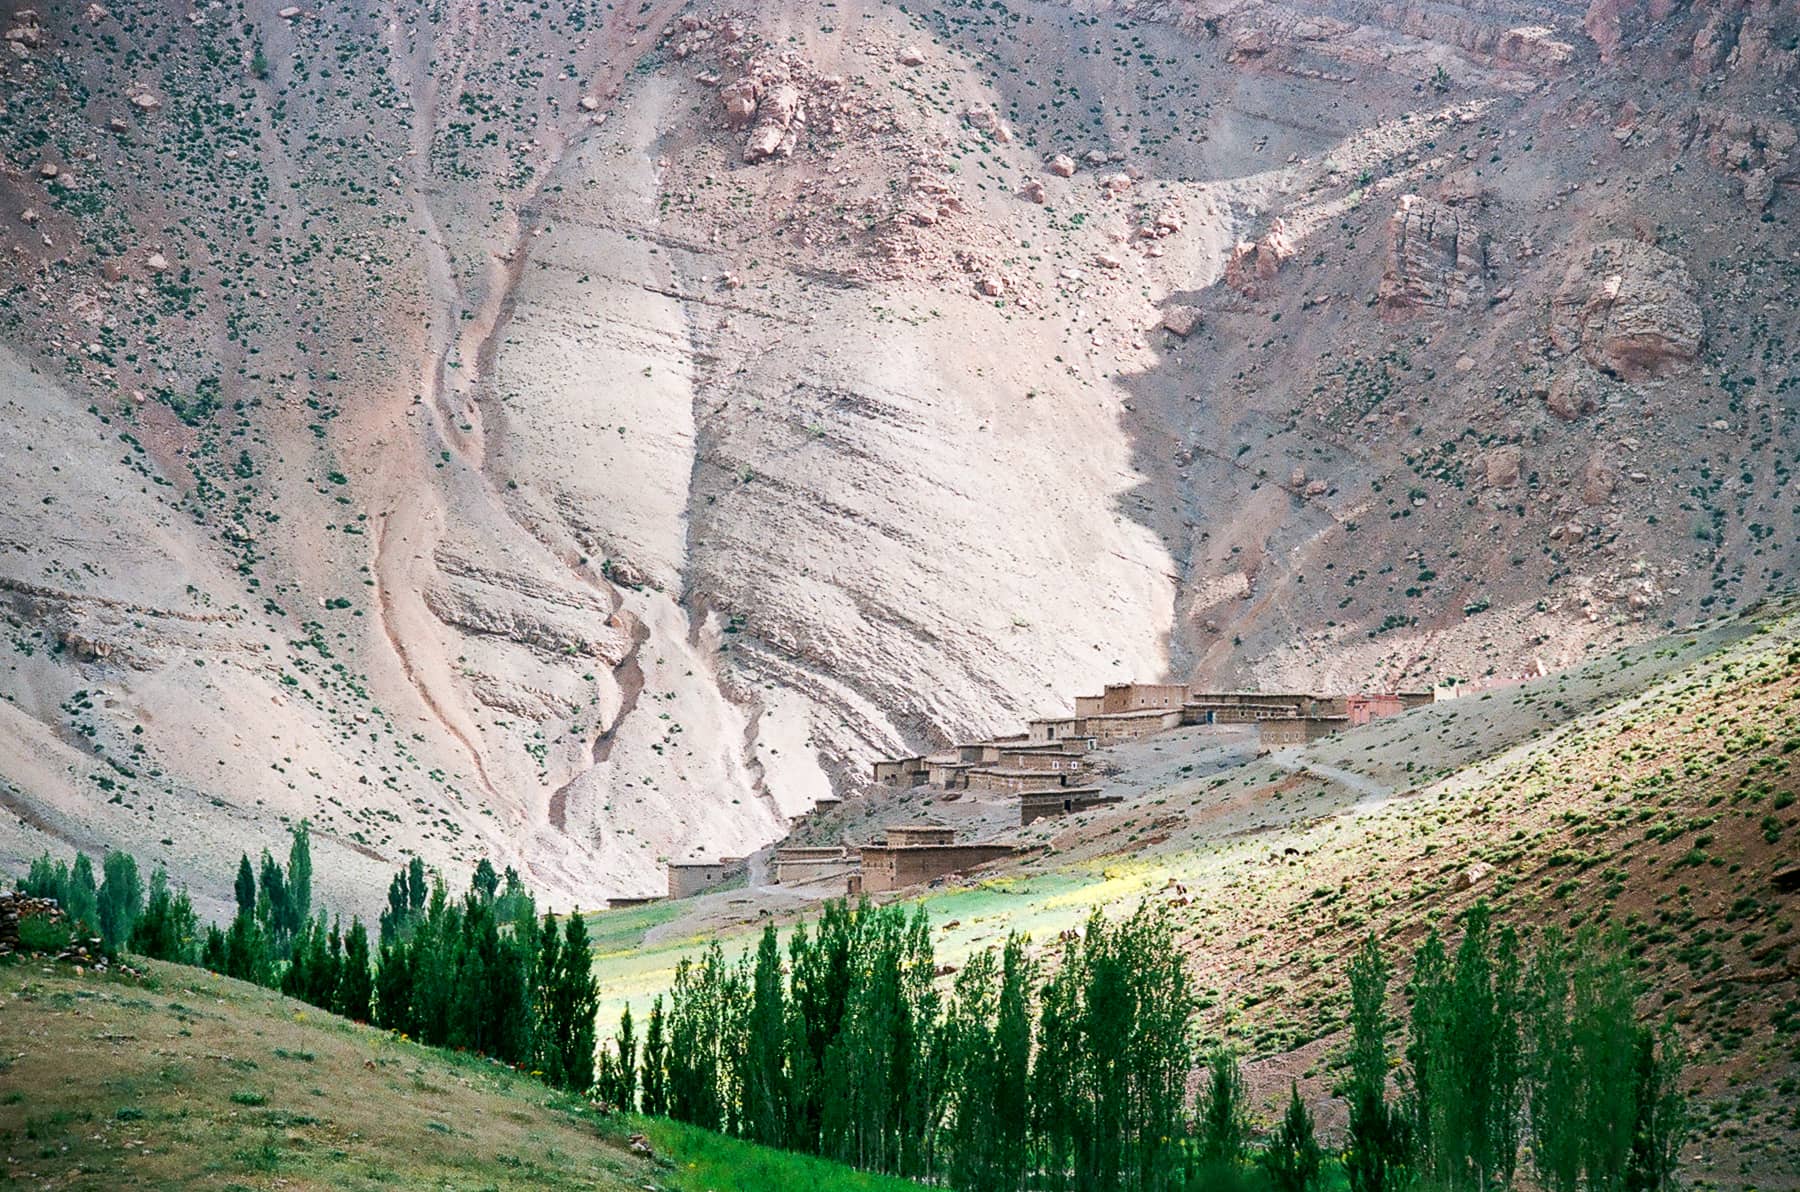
1546, 368, 1602, 421
743, 80, 802, 161
1224, 219, 1295, 298
1377, 195, 1489, 317
1580, 452, 1620, 505
1584, 0, 1798, 80
1496, 25, 1574, 69
1549, 240, 1703, 380
1698, 108, 1798, 211
1483, 446, 1523, 488
720, 76, 759, 125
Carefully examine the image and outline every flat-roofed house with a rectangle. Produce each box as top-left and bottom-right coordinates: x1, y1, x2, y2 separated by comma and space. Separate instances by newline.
872, 756, 929, 786
774, 846, 859, 886
1027, 716, 1081, 743
666, 856, 748, 898
1256, 715, 1348, 751
859, 841, 1015, 893
1083, 708, 1182, 743
1346, 693, 1405, 725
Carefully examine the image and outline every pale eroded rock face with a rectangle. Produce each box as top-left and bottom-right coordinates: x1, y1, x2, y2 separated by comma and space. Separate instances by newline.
1, 0, 1793, 924
1496, 25, 1574, 68
1549, 240, 1703, 380
1377, 195, 1489, 317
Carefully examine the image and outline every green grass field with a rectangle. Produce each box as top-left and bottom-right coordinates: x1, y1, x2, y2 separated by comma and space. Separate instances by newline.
586, 864, 1180, 1027
637, 1118, 925, 1192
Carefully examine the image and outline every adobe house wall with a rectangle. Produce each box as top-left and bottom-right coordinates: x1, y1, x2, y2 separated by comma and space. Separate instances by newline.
1255, 716, 1347, 751
775, 847, 860, 886
886, 825, 956, 847
996, 750, 1087, 773
858, 844, 1016, 893
872, 756, 928, 786
1108, 683, 1188, 712
1346, 693, 1405, 726
667, 857, 748, 898
1085, 709, 1182, 743
967, 768, 1076, 793
1185, 693, 1328, 724
927, 761, 973, 788
1256, 719, 1308, 749
1018, 789, 1121, 826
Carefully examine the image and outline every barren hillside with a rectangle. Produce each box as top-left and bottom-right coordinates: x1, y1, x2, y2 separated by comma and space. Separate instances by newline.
0, 0, 1794, 913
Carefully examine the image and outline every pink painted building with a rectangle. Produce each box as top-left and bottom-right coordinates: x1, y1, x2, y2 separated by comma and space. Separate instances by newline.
1346, 693, 1405, 726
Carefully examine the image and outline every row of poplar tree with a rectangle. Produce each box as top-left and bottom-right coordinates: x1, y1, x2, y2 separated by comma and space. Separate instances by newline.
19, 839, 1689, 1192
603, 898, 1686, 1192
16, 826, 600, 1095
19, 847, 196, 959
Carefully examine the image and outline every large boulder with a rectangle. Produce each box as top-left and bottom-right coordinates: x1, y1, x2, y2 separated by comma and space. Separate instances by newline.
1580, 452, 1620, 505
1161, 304, 1202, 338
743, 81, 801, 162
1224, 219, 1295, 298
1546, 368, 1601, 421
1377, 195, 1489, 317
964, 105, 1012, 144
720, 77, 759, 125
1549, 240, 1703, 380
1483, 446, 1522, 489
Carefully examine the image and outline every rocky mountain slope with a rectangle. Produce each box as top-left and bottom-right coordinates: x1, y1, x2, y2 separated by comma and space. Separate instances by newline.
0, 0, 1794, 913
